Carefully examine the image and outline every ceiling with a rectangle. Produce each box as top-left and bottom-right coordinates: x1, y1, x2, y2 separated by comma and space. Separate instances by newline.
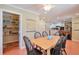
11, 4, 79, 23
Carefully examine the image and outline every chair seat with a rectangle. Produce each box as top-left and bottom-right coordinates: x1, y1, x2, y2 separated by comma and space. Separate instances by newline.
50, 48, 61, 55
28, 48, 42, 55
34, 48, 42, 55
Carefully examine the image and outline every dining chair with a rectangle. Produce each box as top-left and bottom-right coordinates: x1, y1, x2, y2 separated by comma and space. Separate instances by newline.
51, 35, 67, 55
23, 36, 42, 55
42, 31, 48, 37
61, 35, 67, 55
34, 32, 41, 39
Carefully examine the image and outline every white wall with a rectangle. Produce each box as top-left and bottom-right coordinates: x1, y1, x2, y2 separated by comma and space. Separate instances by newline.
45, 22, 51, 32
36, 20, 46, 33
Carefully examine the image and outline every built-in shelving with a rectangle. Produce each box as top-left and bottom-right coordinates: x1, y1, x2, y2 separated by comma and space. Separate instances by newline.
3, 12, 19, 45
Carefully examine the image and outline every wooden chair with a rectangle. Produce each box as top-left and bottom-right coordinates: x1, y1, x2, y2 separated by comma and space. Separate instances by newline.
34, 32, 41, 39
42, 31, 48, 37
51, 36, 67, 55
23, 36, 42, 55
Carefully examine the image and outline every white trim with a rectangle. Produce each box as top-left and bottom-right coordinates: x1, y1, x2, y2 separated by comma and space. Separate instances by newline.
19, 11, 23, 49
0, 9, 3, 55
1, 9, 23, 50
1, 9, 22, 16
6, 4, 40, 15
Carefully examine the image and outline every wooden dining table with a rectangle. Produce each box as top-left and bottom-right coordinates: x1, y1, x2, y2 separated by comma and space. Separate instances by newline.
31, 36, 60, 55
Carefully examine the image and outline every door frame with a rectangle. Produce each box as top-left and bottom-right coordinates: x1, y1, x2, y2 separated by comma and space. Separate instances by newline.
1, 9, 23, 54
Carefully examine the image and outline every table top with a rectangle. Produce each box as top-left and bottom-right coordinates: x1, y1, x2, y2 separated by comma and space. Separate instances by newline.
31, 36, 60, 50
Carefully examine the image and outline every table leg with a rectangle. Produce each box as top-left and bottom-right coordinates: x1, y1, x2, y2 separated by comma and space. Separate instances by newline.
41, 50, 46, 55
47, 48, 50, 55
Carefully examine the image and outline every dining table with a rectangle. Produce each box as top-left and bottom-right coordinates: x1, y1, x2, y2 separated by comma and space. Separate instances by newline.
31, 35, 60, 55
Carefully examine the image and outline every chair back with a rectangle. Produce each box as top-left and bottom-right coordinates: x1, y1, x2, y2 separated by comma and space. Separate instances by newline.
34, 32, 41, 39
56, 35, 67, 48
42, 31, 48, 37
55, 37, 63, 48
61, 35, 67, 48
23, 36, 33, 54
53, 36, 67, 55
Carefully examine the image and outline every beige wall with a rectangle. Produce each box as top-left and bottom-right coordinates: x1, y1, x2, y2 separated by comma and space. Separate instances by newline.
72, 16, 79, 41
0, 4, 46, 53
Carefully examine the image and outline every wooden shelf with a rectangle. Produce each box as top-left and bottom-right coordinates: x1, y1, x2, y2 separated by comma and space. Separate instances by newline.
3, 12, 19, 44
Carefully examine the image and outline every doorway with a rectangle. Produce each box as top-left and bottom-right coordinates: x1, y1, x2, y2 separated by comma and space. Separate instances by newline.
3, 11, 19, 54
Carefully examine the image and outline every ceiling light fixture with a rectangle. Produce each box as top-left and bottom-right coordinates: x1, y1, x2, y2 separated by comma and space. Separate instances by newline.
43, 4, 55, 11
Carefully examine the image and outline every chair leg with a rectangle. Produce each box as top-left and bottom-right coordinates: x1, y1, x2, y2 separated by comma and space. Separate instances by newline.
41, 50, 47, 55
63, 49, 67, 55
61, 49, 67, 55
60, 50, 63, 55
